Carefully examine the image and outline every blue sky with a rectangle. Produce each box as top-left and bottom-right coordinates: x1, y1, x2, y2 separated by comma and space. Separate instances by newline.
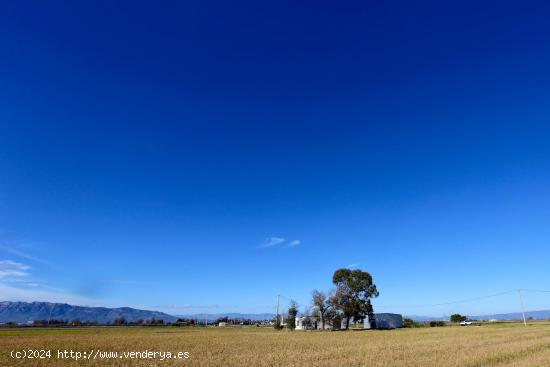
1, 0, 550, 317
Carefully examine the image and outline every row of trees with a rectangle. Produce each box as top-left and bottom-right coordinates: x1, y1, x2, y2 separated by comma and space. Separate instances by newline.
284, 268, 379, 330
113, 317, 165, 325
25, 317, 272, 328
402, 315, 468, 328
29, 318, 167, 326
211, 317, 265, 325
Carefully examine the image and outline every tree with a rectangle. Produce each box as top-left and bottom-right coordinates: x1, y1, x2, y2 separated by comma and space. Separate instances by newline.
147, 318, 164, 325
311, 290, 332, 330
330, 268, 379, 329
287, 300, 298, 330
365, 299, 376, 329
403, 318, 416, 328
113, 317, 127, 325
329, 287, 357, 329
450, 314, 467, 323
213, 316, 229, 324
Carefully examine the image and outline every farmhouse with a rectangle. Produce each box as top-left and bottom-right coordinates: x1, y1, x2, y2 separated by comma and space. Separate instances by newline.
296, 313, 403, 330
295, 317, 309, 330
295, 315, 343, 330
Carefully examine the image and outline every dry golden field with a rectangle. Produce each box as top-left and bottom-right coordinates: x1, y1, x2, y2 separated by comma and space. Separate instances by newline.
2, 322, 550, 367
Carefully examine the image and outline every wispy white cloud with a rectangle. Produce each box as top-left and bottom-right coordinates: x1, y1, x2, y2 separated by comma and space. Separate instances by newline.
0, 243, 51, 266
284, 240, 301, 248
259, 237, 286, 248
345, 263, 359, 269
0, 260, 30, 278
0, 256, 99, 306
0, 282, 98, 306
105, 279, 157, 285
4, 279, 48, 287
258, 237, 301, 249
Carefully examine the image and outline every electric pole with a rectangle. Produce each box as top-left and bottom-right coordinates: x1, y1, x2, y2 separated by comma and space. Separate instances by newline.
276, 294, 280, 325
517, 289, 527, 327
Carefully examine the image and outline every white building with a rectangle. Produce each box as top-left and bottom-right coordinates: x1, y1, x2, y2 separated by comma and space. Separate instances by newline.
295, 317, 307, 330
295, 316, 342, 330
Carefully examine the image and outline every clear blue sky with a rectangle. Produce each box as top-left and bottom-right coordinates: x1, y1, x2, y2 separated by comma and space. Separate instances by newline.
1, 0, 550, 317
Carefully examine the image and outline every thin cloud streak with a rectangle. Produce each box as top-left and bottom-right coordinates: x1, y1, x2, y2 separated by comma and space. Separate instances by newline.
258, 237, 286, 248
0, 243, 52, 266
0, 283, 98, 306
0, 260, 30, 278
258, 237, 301, 249
284, 240, 301, 248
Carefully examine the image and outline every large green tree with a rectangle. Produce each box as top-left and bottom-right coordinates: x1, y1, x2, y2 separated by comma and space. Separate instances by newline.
330, 268, 379, 329
287, 300, 298, 330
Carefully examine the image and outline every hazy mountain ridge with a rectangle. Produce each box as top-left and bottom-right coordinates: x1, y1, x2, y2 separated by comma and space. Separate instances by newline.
408, 310, 550, 322
3, 301, 549, 324
0, 301, 177, 323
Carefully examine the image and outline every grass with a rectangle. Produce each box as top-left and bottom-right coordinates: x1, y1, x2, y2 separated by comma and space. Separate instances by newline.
2, 322, 550, 366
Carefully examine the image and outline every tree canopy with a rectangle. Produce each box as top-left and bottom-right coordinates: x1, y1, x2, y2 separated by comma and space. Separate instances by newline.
312, 289, 332, 330
450, 314, 467, 323
287, 300, 298, 330
330, 268, 379, 329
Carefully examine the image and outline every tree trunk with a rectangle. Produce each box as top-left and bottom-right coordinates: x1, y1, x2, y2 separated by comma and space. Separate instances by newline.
345, 316, 351, 330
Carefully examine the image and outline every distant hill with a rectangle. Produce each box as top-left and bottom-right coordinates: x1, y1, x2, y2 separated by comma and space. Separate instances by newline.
407, 310, 550, 322
0, 301, 177, 324
176, 313, 275, 322
469, 310, 550, 321
7, 301, 546, 325
406, 315, 448, 322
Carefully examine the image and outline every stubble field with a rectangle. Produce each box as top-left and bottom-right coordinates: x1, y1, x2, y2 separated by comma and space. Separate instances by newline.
2, 322, 550, 366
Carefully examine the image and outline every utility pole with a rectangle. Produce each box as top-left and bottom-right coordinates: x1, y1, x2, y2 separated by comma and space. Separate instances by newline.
276, 294, 280, 325
517, 289, 527, 327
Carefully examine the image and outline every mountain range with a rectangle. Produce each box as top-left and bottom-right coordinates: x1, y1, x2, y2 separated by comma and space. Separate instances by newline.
407, 310, 550, 322
0, 301, 177, 324
2, 301, 549, 324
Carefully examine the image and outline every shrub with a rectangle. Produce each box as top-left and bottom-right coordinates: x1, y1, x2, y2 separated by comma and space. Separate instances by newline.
450, 314, 467, 323
403, 318, 416, 328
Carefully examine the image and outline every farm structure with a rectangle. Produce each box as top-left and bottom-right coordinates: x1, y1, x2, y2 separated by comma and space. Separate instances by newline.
295, 316, 342, 330
364, 313, 403, 329
295, 313, 403, 330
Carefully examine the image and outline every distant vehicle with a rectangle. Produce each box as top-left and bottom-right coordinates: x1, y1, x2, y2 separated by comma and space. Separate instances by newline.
460, 321, 472, 326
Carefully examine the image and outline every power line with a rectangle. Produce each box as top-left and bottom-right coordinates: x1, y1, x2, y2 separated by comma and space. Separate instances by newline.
522, 289, 550, 294
375, 290, 517, 309
278, 294, 294, 301
278, 289, 550, 308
